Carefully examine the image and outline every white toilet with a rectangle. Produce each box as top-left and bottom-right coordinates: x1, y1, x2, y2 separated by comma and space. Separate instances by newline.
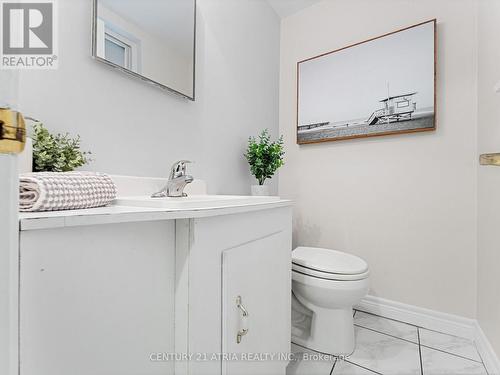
291, 247, 370, 355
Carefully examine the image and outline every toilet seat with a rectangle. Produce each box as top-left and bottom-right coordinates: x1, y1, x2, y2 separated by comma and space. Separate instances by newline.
292, 247, 369, 281
292, 263, 369, 281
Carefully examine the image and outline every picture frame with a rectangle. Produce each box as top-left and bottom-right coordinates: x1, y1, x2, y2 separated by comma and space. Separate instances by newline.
297, 19, 437, 144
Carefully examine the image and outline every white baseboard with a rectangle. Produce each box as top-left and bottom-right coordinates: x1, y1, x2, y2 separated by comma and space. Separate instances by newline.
475, 322, 500, 375
355, 295, 500, 375
356, 295, 476, 338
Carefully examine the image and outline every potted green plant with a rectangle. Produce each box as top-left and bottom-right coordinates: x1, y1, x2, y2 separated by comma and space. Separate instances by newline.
32, 122, 91, 172
244, 129, 285, 196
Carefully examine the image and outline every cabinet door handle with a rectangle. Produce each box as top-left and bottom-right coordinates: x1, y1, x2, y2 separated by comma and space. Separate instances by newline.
236, 296, 249, 344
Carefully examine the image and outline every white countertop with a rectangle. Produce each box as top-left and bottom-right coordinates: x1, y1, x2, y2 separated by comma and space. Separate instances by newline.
19, 198, 292, 231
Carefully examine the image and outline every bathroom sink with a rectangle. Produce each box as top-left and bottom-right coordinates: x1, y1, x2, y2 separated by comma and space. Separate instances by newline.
113, 194, 281, 210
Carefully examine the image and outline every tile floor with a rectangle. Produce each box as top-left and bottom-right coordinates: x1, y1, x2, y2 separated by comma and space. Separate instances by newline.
287, 310, 488, 375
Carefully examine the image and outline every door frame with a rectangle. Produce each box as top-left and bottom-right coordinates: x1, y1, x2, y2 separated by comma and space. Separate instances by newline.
0, 155, 19, 375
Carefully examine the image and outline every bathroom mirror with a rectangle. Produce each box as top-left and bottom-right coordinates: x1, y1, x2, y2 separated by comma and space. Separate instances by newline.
92, 0, 196, 100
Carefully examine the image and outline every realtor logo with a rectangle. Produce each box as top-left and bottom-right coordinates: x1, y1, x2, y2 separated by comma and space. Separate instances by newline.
1, 0, 58, 69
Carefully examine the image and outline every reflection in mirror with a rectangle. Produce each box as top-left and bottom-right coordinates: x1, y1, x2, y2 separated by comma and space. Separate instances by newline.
93, 0, 195, 99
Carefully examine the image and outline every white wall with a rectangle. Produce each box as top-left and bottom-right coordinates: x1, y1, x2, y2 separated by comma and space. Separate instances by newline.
477, 0, 500, 357
16, 0, 280, 195
279, 0, 478, 317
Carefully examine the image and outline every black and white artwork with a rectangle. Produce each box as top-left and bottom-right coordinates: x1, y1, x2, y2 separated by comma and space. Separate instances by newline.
297, 20, 436, 144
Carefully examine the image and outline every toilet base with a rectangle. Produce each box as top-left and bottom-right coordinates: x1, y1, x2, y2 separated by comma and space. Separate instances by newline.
293, 307, 355, 356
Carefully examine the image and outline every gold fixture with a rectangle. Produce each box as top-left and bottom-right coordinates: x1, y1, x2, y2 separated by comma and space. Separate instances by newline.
0, 107, 26, 154
479, 153, 500, 166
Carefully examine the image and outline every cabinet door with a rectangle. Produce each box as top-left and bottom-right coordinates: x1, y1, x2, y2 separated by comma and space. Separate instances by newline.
222, 231, 291, 375
20, 221, 176, 375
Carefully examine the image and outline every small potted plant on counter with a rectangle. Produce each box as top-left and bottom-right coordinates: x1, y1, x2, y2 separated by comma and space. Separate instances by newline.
32, 122, 91, 172
244, 129, 284, 196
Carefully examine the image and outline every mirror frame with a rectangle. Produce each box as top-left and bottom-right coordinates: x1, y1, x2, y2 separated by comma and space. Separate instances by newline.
91, 0, 196, 100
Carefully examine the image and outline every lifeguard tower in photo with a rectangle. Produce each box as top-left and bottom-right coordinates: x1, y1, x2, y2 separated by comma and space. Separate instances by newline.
367, 92, 417, 125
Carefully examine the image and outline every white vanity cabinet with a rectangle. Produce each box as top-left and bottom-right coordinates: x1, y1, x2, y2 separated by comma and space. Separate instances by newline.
178, 206, 292, 375
18, 203, 292, 375
19, 221, 177, 375
222, 235, 291, 375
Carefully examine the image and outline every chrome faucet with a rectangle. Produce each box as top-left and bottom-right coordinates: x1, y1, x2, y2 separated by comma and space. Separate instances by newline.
151, 160, 194, 198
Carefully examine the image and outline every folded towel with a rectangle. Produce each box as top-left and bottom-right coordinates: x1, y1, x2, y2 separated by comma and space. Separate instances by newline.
19, 171, 117, 212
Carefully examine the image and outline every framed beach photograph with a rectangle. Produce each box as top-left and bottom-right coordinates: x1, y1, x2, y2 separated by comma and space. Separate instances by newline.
297, 19, 436, 144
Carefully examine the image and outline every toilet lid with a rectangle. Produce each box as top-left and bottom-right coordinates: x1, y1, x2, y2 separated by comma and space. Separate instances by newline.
292, 247, 368, 275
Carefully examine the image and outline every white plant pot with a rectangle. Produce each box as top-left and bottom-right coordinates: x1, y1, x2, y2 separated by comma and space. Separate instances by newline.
251, 184, 270, 196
